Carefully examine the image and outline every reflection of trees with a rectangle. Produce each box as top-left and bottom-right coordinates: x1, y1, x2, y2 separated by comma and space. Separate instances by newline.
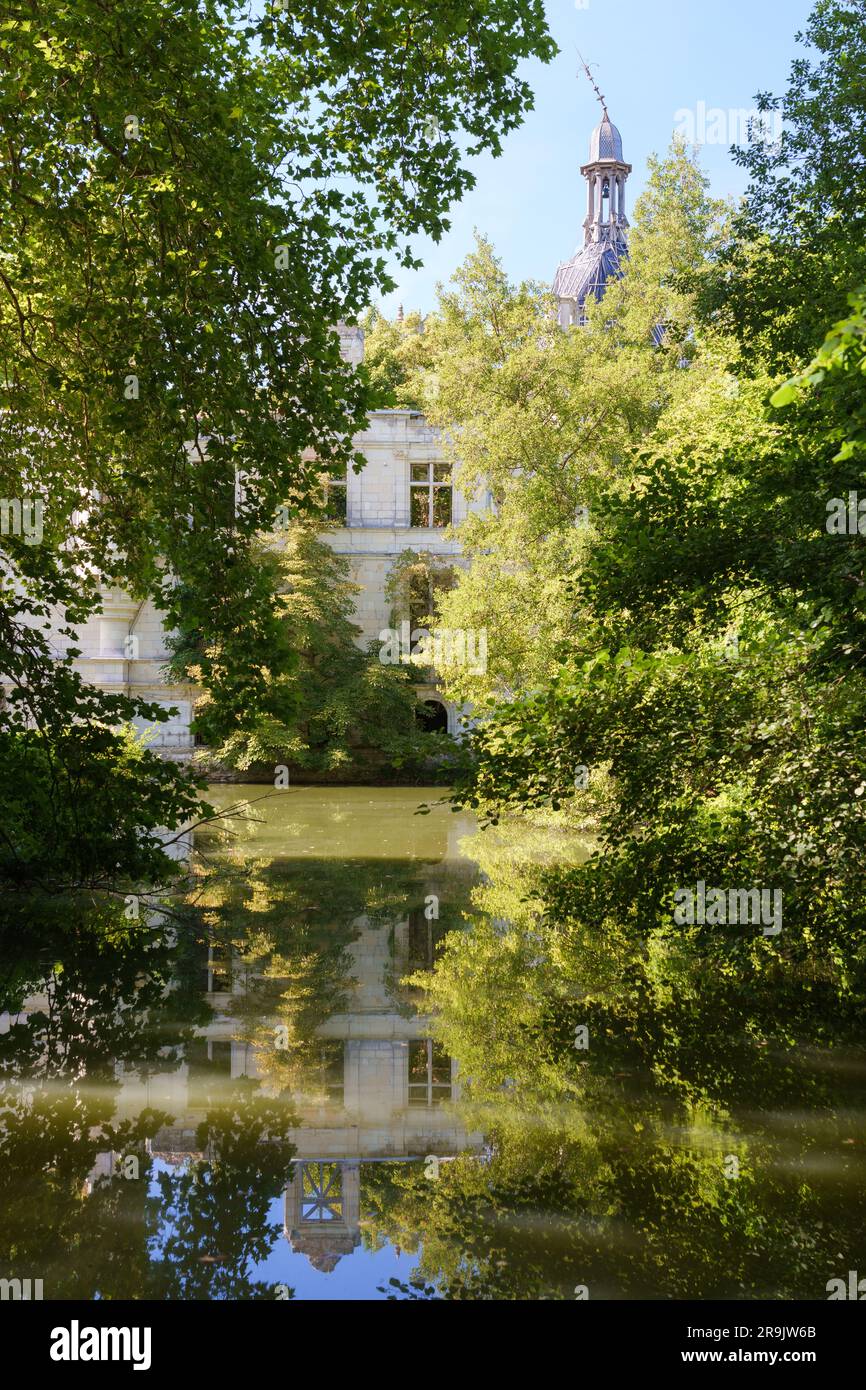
388, 823, 866, 1299
0, 905, 197, 1298
424, 819, 866, 1109
0, 906, 296, 1300
146, 1083, 297, 1301
364, 1098, 863, 1300
0, 1082, 169, 1301
0, 794, 487, 1301
17, 796, 860, 1301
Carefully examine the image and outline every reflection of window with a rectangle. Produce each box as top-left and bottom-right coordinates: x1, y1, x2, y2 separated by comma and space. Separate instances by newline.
410, 462, 451, 527
315, 1041, 344, 1104
407, 906, 447, 972
323, 466, 347, 524
186, 1038, 232, 1076
207, 945, 231, 993
300, 1162, 343, 1222
408, 1040, 452, 1106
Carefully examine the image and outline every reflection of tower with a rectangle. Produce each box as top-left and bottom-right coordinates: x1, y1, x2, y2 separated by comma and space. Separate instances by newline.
283, 1161, 361, 1272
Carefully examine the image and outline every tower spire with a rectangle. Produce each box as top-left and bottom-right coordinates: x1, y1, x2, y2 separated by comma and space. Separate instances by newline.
576, 50, 608, 120
574, 60, 631, 248
551, 69, 632, 327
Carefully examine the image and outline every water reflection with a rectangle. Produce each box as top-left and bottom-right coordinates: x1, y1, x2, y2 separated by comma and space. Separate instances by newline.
0, 788, 484, 1299
1, 787, 865, 1301
190, 787, 485, 1283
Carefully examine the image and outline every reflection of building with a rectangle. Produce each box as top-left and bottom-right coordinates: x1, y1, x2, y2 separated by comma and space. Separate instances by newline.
162, 897, 483, 1269
284, 1161, 361, 1273
267, 902, 472, 1269
211, 904, 475, 1160
33, 900, 479, 1271
74, 819, 481, 1269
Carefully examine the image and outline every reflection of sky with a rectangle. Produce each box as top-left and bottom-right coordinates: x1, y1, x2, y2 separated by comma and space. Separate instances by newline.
252, 1195, 423, 1302
148, 1164, 424, 1301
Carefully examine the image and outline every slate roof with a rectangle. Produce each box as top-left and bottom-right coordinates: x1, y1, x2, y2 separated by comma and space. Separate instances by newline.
552, 233, 627, 312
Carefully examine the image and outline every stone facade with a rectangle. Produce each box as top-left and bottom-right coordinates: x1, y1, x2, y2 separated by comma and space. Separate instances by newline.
326, 404, 487, 738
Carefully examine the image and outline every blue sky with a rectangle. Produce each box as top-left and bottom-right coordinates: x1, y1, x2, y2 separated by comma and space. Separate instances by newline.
378, 0, 816, 316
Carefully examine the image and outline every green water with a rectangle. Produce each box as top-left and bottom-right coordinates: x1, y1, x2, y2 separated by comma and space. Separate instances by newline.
1, 785, 864, 1300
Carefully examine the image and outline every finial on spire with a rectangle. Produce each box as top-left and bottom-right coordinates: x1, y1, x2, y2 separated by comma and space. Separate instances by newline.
576, 49, 608, 120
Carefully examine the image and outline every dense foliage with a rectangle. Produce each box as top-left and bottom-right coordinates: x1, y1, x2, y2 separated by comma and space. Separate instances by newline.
167, 522, 433, 774
0, 0, 555, 893
360, 2, 866, 1275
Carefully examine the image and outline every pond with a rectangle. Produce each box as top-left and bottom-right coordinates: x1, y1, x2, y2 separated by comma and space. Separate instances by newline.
1, 785, 864, 1300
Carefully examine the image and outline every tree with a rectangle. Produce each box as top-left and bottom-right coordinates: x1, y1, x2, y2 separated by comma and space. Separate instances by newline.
0, 0, 556, 892
169, 520, 434, 773
405, 143, 725, 709
446, 294, 866, 1051
429, 0, 866, 1175
700, 0, 866, 369
359, 307, 433, 411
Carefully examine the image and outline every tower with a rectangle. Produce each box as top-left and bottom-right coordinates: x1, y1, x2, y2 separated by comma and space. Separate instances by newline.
553, 74, 631, 328
581, 111, 631, 249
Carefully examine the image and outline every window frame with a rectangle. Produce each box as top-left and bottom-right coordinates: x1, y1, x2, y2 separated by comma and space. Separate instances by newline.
410, 461, 452, 528
299, 1161, 344, 1223
323, 470, 347, 524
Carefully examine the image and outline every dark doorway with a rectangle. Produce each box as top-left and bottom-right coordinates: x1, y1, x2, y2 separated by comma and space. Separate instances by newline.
416, 699, 448, 733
